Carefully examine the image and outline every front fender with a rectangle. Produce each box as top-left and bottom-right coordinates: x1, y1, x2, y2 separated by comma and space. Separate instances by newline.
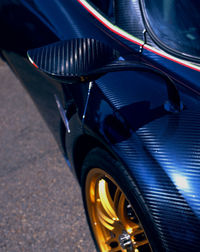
85, 70, 200, 251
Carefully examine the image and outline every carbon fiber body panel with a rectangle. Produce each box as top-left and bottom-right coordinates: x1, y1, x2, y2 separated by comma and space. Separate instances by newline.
115, 0, 145, 41
28, 38, 119, 77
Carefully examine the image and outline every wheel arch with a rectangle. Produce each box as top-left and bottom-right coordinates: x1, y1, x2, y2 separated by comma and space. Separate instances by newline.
72, 134, 115, 183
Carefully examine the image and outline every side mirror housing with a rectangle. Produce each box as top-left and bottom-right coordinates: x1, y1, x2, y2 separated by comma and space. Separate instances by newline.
27, 38, 119, 83
27, 38, 182, 112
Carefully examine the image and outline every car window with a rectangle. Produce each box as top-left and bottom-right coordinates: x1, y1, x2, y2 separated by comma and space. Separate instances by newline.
142, 0, 200, 61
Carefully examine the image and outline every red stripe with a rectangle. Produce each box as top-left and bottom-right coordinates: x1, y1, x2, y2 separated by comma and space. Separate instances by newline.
144, 45, 200, 72
77, 0, 200, 72
32, 62, 39, 69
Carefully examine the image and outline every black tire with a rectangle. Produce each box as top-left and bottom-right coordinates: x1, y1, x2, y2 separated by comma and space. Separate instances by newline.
81, 147, 163, 252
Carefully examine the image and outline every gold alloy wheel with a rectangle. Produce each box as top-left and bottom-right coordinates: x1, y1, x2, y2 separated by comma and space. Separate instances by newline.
85, 168, 152, 252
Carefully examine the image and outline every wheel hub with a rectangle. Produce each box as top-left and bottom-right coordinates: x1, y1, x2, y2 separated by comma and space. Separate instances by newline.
119, 230, 134, 251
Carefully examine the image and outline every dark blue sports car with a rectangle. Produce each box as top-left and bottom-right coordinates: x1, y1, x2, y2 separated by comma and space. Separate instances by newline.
1, 0, 200, 251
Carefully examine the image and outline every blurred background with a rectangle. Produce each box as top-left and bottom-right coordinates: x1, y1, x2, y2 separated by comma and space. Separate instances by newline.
0, 58, 95, 251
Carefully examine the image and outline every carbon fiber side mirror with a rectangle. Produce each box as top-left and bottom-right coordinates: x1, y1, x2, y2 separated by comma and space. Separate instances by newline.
27, 38, 119, 83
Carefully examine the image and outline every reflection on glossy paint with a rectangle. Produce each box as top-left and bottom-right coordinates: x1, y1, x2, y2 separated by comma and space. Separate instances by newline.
173, 174, 189, 191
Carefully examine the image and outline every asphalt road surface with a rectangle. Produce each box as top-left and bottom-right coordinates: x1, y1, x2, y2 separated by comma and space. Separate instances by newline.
0, 58, 96, 251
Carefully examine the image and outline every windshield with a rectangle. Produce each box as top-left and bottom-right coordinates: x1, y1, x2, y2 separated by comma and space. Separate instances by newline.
143, 0, 200, 60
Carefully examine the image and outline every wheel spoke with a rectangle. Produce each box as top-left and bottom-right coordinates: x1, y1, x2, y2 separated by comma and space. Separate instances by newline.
97, 201, 115, 225
98, 214, 115, 231
132, 228, 144, 236
113, 188, 122, 213
117, 192, 126, 222
96, 200, 115, 230
135, 239, 149, 248
98, 179, 118, 220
